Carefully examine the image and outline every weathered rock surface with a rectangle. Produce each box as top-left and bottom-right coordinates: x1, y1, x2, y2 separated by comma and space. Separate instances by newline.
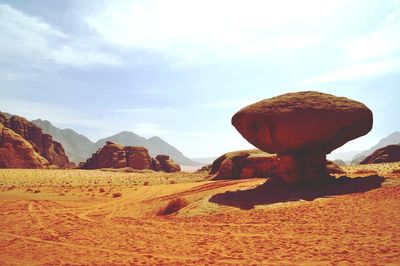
126, 146, 153, 170
81, 141, 180, 172
231, 92, 372, 183
210, 150, 347, 180
0, 112, 72, 168
360, 144, 400, 164
0, 123, 49, 168
156, 155, 181, 173
210, 150, 277, 180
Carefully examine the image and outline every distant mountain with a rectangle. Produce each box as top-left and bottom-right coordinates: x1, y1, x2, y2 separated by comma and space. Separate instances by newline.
191, 156, 218, 165
95, 133, 200, 166
360, 144, 400, 164
327, 150, 361, 162
31, 119, 95, 164
32, 119, 200, 166
95, 131, 147, 149
353, 131, 400, 161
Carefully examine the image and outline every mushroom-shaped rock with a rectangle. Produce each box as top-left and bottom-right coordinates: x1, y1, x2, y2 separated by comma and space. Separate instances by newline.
232, 91, 373, 183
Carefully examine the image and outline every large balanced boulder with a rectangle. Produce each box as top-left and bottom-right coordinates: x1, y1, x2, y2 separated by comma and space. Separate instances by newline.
81, 141, 180, 172
232, 91, 372, 183
0, 112, 72, 168
360, 144, 400, 164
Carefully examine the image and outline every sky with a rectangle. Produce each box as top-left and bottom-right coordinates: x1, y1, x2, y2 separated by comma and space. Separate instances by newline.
0, 0, 399, 158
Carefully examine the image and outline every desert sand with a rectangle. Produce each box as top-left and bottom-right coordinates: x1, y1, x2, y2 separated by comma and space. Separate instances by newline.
0, 164, 399, 265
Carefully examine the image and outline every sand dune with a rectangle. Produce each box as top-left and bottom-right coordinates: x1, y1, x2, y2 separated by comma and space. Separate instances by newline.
0, 164, 399, 265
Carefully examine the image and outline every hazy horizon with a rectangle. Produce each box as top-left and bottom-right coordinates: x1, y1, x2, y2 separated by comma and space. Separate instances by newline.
1, 0, 399, 158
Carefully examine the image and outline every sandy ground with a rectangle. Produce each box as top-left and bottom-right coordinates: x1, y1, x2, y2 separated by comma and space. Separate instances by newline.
0, 163, 399, 265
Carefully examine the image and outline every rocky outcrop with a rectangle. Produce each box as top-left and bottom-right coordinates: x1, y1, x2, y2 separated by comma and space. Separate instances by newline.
0, 112, 72, 168
156, 155, 181, 173
126, 146, 153, 169
0, 123, 49, 168
360, 144, 400, 164
32, 119, 95, 164
231, 91, 372, 183
81, 141, 180, 172
209, 150, 346, 180
210, 150, 277, 179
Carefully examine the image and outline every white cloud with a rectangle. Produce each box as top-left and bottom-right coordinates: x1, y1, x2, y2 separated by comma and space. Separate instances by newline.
0, 72, 37, 81
342, 4, 400, 62
303, 3, 400, 84
0, 4, 122, 70
0, 97, 105, 129
84, 0, 346, 64
303, 59, 400, 84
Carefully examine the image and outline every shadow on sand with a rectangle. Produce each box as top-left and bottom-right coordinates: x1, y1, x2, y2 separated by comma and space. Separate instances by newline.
209, 175, 384, 210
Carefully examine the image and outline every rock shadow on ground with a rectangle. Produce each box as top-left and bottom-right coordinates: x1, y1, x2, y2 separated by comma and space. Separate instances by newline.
209, 175, 384, 210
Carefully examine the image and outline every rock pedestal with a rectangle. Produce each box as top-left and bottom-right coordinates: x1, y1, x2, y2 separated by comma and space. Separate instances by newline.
277, 152, 328, 184
232, 91, 373, 184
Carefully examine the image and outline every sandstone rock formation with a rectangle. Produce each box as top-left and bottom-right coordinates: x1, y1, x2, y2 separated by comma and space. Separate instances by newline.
210, 150, 277, 179
0, 112, 72, 168
210, 150, 346, 179
232, 91, 372, 183
0, 123, 49, 168
156, 155, 181, 173
81, 141, 180, 172
360, 144, 400, 164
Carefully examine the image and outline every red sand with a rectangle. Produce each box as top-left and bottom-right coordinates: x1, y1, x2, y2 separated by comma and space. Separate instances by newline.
0, 164, 399, 265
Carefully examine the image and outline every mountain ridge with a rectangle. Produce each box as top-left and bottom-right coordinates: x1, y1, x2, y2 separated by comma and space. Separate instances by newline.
32, 119, 200, 166
353, 131, 400, 161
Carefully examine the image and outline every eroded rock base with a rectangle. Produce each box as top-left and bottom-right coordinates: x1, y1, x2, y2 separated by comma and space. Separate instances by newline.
277, 152, 329, 184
